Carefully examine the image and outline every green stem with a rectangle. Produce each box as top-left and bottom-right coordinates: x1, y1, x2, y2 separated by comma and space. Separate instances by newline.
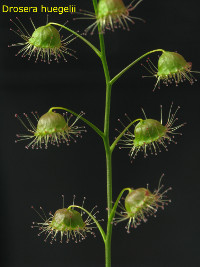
48, 22, 101, 57
68, 205, 106, 243
99, 28, 113, 267
97, 13, 112, 218
110, 49, 165, 85
92, 0, 98, 14
105, 187, 131, 267
108, 188, 131, 228
49, 107, 104, 138
110, 118, 143, 153
104, 142, 112, 267
92, 1, 113, 266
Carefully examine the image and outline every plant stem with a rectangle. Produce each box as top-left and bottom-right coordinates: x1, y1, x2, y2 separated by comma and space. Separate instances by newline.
101, 50, 112, 218
104, 188, 132, 266
49, 106, 104, 138
110, 49, 165, 85
48, 22, 101, 57
104, 140, 112, 267
68, 205, 106, 243
91, 2, 161, 267
97, 18, 113, 267
108, 188, 131, 228
99, 28, 113, 267
110, 118, 143, 152
92, 0, 114, 266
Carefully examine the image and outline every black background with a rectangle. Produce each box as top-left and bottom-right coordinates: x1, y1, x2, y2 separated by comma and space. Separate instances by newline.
1, 0, 200, 266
